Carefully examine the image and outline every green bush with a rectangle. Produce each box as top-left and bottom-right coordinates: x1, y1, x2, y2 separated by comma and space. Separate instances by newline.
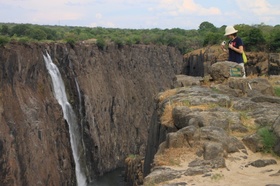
27, 28, 47, 40
1, 25, 10, 35
18, 36, 31, 43
64, 32, 78, 46
0, 22, 280, 54
112, 37, 124, 48
0, 35, 10, 46
96, 38, 106, 50
258, 127, 277, 153
274, 86, 280, 97
10, 24, 31, 37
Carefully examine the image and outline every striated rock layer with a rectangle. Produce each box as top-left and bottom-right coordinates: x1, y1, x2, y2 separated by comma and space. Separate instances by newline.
142, 75, 280, 186
0, 42, 184, 185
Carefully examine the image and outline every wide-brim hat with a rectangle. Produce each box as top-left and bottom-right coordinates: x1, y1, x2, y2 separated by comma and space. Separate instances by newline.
224, 26, 238, 36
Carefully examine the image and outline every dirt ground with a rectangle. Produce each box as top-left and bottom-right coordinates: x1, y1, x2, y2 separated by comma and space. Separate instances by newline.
160, 148, 280, 186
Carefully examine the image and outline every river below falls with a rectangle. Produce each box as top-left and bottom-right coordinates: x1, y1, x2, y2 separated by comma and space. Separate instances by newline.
89, 167, 126, 186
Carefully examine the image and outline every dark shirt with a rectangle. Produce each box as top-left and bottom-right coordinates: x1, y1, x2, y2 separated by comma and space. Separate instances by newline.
228, 37, 243, 63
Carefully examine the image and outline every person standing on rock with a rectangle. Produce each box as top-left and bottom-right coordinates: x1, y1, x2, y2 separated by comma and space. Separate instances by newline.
221, 25, 246, 78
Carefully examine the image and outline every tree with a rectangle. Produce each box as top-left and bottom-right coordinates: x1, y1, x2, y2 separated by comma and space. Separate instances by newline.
246, 28, 265, 51
10, 24, 31, 37
1, 25, 9, 35
198, 21, 217, 32
203, 32, 221, 46
269, 28, 280, 52
27, 28, 47, 40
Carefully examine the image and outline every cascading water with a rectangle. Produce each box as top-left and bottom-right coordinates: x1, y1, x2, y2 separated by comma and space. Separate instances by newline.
43, 52, 87, 186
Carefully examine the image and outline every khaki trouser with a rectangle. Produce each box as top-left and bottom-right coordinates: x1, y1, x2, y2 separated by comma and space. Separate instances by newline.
238, 63, 246, 78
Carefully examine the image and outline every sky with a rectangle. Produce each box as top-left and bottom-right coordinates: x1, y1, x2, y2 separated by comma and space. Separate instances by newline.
0, 0, 279, 30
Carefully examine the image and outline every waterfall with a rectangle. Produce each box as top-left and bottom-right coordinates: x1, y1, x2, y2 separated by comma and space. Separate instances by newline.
43, 52, 87, 186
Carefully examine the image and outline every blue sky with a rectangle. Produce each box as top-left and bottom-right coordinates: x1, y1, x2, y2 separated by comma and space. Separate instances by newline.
0, 0, 279, 29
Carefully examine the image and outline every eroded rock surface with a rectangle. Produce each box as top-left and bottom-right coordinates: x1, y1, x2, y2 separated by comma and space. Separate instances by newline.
142, 75, 280, 186
0, 42, 184, 185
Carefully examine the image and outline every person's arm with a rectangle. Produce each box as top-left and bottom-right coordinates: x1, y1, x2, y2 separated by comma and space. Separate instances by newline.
221, 41, 227, 52
229, 44, 243, 54
229, 38, 244, 54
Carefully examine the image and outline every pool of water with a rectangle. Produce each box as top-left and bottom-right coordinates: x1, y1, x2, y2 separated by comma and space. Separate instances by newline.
88, 168, 126, 186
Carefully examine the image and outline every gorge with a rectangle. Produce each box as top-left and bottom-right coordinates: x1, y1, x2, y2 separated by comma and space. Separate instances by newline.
0, 42, 183, 185
1, 41, 279, 186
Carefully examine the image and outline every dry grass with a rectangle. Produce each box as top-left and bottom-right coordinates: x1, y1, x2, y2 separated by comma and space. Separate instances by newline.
157, 89, 177, 103
160, 101, 188, 127
239, 112, 256, 131
160, 101, 221, 127
83, 38, 97, 44
154, 147, 196, 167
190, 103, 219, 110
267, 75, 280, 97
271, 77, 280, 84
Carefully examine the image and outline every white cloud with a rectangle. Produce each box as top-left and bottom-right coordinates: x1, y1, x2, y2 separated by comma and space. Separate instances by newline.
106, 22, 116, 27
88, 21, 116, 28
0, 0, 86, 24
95, 13, 103, 19
0, 0, 279, 29
235, 0, 280, 15
158, 0, 221, 16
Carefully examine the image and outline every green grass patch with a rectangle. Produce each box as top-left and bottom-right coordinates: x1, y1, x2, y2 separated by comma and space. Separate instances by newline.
0, 35, 10, 46
211, 173, 224, 181
258, 127, 277, 153
128, 154, 139, 159
274, 86, 280, 97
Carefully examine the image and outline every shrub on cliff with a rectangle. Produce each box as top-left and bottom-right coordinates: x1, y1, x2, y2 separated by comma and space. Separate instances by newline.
0, 35, 10, 46
64, 32, 78, 46
96, 38, 107, 50
258, 127, 277, 153
274, 87, 280, 97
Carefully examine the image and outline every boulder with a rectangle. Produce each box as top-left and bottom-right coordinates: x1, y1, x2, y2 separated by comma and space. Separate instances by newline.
273, 141, 280, 156
144, 167, 183, 185
203, 142, 225, 160
188, 157, 226, 169
248, 159, 277, 167
209, 61, 245, 82
272, 115, 280, 138
172, 106, 193, 129
174, 75, 202, 87
242, 133, 263, 152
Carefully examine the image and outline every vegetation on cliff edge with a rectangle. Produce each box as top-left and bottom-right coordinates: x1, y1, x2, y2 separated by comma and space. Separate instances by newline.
1, 21, 280, 54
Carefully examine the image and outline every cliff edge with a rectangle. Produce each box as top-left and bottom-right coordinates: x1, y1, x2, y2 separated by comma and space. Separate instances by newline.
126, 74, 280, 186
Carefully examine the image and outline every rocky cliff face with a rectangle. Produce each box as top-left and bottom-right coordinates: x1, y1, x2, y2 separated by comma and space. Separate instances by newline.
0, 42, 184, 185
142, 75, 280, 186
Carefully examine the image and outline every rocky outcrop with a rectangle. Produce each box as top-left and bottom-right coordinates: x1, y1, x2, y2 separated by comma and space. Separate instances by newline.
0, 42, 184, 185
209, 61, 245, 82
184, 45, 280, 77
142, 75, 280, 186
269, 53, 280, 75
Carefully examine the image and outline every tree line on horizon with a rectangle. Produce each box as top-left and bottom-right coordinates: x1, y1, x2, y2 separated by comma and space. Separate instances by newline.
0, 21, 279, 54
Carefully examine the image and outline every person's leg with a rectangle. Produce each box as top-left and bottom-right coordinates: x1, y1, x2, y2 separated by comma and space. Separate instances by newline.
239, 63, 246, 78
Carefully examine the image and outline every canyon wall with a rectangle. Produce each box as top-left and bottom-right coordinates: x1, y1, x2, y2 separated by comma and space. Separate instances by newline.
0, 42, 184, 185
